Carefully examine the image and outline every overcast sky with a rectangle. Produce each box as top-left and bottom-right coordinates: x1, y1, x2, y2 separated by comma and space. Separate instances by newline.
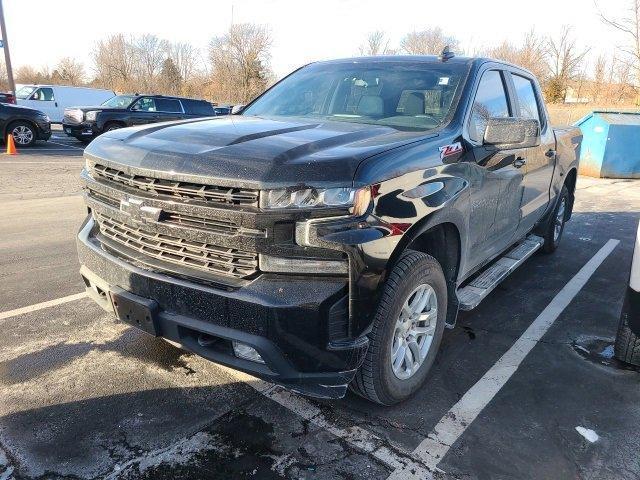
4, 0, 631, 79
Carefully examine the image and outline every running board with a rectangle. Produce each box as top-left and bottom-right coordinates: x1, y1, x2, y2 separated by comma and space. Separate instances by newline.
457, 235, 544, 310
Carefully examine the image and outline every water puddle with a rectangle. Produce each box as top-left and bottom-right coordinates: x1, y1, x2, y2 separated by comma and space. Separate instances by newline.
572, 337, 640, 372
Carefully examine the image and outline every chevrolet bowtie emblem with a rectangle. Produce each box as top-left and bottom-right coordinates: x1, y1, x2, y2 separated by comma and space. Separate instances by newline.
120, 198, 162, 223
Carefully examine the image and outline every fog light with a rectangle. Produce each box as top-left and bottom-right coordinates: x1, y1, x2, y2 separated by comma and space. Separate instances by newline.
232, 341, 265, 364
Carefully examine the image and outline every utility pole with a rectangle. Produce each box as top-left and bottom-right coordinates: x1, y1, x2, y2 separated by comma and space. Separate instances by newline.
0, 0, 15, 94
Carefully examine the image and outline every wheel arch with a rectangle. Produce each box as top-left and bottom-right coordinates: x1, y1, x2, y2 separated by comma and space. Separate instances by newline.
385, 216, 463, 327
564, 168, 578, 220
5, 118, 38, 140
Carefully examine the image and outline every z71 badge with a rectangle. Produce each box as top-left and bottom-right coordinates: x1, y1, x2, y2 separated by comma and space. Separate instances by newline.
439, 142, 463, 160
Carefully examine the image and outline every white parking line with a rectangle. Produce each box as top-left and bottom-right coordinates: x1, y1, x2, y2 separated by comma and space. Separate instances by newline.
0, 292, 87, 321
47, 140, 84, 150
220, 366, 434, 479
387, 238, 620, 478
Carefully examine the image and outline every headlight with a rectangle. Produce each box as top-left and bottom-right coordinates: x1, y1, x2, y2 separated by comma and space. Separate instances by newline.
261, 186, 371, 215
65, 108, 84, 123
85, 110, 101, 122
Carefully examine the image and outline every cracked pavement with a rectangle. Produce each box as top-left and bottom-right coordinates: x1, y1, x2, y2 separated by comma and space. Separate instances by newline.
1, 137, 639, 479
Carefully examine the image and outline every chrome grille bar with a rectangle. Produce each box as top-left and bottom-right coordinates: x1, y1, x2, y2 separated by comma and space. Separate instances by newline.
95, 212, 258, 278
90, 163, 258, 206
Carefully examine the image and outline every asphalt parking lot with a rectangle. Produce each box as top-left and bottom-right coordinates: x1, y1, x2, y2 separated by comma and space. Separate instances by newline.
1, 132, 639, 480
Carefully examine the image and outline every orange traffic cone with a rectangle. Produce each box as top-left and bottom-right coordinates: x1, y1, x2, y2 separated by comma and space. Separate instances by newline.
6, 134, 17, 155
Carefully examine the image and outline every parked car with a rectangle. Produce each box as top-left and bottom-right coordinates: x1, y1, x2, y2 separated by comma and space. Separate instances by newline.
0, 103, 51, 147
213, 106, 232, 115
0, 92, 16, 104
63, 94, 219, 143
615, 221, 640, 365
76, 53, 581, 405
16, 85, 115, 123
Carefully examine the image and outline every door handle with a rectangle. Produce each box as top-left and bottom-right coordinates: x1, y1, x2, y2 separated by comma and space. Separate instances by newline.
55, 102, 58, 107
513, 157, 527, 168
545, 149, 556, 158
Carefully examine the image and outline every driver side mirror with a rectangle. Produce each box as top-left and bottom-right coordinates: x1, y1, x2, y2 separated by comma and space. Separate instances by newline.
483, 117, 540, 150
231, 104, 245, 115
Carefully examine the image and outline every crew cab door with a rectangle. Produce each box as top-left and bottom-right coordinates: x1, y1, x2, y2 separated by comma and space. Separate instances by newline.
464, 69, 525, 267
129, 97, 159, 125
507, 72, 556, 236
22, 87, 58, 121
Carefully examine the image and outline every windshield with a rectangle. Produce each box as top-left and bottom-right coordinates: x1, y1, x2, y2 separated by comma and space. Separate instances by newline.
101, 95, 137, 108
16, 86, 37, 100
243, 61, 469, 131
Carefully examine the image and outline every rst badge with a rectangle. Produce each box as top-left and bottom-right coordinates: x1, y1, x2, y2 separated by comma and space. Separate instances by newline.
439, 142, 463, 160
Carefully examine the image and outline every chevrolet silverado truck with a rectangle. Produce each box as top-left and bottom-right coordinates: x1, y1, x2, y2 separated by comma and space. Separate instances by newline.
77, 53, 582, 405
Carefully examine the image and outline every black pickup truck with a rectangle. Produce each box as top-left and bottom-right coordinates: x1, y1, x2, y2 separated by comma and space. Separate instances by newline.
62, 94, 220, 143
77, 54, 581, 404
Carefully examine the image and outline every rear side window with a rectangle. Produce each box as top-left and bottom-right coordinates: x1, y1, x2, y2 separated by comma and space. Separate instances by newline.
155, 98, 182, 113
183, 100, 215, 115
468, 70, 510, 142
511, 74, 542, 126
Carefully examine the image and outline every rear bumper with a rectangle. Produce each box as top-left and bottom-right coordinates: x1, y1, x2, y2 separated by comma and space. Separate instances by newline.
77, 216, 368, 399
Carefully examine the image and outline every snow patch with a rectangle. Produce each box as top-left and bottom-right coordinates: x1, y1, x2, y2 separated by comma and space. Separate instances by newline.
576, 426, 599, 443
0, 447, 14, 480
105, 431, 227, 479
599, 344, 615, 359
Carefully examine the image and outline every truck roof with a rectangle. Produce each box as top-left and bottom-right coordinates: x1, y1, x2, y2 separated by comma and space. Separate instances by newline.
314, 55, 536, 79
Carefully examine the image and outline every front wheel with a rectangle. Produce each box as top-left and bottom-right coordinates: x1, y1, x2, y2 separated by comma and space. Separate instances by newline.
8, 121, 37, 147
351, 250, 447, 405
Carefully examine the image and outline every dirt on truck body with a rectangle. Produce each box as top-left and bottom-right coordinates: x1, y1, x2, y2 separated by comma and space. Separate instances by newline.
77, 53, 581, 405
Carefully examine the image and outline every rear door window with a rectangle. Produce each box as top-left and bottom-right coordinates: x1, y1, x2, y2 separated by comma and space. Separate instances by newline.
511, 74, 543, 127
468, 70, 510, 143
155, 98, 183, 113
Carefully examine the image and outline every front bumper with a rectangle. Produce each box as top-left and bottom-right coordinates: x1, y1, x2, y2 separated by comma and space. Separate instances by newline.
35, 120, 51, 141
77, 216, 369, 399
63, 122, 98, 138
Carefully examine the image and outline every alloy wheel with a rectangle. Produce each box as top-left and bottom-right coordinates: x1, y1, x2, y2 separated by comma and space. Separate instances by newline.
390, 283, 438, 380
12, 125, 34, 145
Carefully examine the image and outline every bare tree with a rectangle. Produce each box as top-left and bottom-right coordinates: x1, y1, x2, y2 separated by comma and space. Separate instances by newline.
544, 26, 589, 102
168, 42, 200, 83
483, 30, 547, 80
597, 0, 640, 102
400, 28, 459, 55
209, 23, 273, 103
134, 34, 169, 91
92, 34, 136, 91
591, 54, 607, 102
359, 31, 395, 56
52, 57, 85, 85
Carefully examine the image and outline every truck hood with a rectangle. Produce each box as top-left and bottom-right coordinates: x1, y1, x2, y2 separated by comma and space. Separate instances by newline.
84, 115, 436, 189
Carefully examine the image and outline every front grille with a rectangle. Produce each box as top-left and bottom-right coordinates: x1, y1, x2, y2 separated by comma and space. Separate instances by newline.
95, 212, 258, 279
90, 163, 258, 206
162, 211, 242, 235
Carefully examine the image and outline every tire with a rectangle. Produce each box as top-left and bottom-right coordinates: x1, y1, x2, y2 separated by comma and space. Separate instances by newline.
104, 123, 123, 132
7, 121, 37, 147
351, 250, 447, 405
614, 302, 640, 366
541, 185, 569, 254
